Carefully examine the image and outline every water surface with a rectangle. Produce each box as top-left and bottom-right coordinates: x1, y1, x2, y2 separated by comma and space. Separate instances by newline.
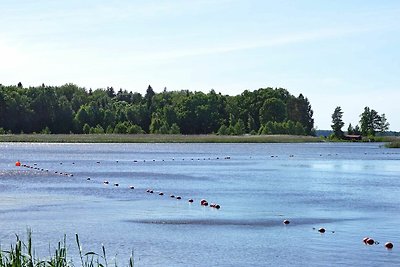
0, 143, 399, 266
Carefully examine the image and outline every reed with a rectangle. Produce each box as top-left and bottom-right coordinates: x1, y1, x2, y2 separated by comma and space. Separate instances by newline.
0, 134, 321, 143
0, 230, 134, 267
386, 141, 400, 148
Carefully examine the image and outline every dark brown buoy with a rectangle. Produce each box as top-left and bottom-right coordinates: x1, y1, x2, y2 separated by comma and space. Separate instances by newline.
366, 238, 375, 245
385, 242, 393, 249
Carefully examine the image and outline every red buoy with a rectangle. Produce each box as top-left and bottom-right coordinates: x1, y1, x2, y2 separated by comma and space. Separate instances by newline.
385, 242, 393, 249
363, 237, 369, 244
15, 161, 21, 167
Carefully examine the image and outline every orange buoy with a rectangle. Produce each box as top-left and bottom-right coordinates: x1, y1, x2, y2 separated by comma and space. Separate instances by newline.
283, 220, 290, 225
318, 228, 326, 233
385, 242, 393, 249
15, 161, 21, 167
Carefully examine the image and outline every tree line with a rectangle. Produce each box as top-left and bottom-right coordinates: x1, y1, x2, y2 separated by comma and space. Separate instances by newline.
0, 83, 315, 136
331, 106, 390, 139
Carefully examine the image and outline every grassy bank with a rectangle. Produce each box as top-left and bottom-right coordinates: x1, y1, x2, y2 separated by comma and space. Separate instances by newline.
0, 134, 321, 143
0, 231, 134, 267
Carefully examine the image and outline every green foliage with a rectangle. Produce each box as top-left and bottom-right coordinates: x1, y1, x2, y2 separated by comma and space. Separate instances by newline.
259, 97, 286, 124
41, 127, 51, 134
217, 125, 228, 135
127, 124, 144, 134
149, 114, 163, 134
158, 123, 170, 134
90, 125, 105, 134
113, 122, 128, 134
359, 107, 389, 136
353, 125, 361, 135
331, 106, 344, 139
105, 125, 114, 134
247, 114, 256, 133
258, 120, 306, 135
0, 127, 5, 134
233, 119, 246, 135
169, 123, 180, 134
0, 84, 315, 136
82, 124, 90, 134
347, 123, 354, 135
378, 113, 390, 133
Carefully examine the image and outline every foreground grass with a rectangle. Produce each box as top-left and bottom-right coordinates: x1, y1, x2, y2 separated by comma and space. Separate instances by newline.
0, 134, 321, 143
0, 231, 134, 267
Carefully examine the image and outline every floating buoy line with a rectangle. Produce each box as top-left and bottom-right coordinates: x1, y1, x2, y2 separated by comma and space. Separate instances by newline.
14, 158, 397, 249
15, 156, 232, 211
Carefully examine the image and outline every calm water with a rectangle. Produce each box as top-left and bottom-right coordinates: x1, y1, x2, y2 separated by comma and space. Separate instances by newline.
0, 142, 399, 266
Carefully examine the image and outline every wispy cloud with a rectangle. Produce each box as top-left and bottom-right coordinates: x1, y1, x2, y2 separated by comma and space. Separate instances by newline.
121, 25, 381, 63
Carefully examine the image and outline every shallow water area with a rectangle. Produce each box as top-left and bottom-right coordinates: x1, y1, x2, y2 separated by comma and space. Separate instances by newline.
0, 142, 399, 266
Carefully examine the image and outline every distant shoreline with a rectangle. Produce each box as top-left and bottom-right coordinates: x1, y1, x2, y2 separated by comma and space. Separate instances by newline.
0, 134, 322, 143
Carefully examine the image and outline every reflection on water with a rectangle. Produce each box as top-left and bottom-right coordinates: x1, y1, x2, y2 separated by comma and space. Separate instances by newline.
0, 142, 399, 266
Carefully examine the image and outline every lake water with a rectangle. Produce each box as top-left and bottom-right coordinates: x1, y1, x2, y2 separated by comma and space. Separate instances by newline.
0, 142, 399, 266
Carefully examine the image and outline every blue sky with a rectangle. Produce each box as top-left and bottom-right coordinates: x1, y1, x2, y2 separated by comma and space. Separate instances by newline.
1, 0, 399, 130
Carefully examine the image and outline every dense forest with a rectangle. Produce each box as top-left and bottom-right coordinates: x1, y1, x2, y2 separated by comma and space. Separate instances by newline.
0, 83, 315, 136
